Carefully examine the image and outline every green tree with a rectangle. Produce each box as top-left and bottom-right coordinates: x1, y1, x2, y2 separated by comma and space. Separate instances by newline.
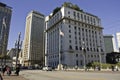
52, 7, 61, 16
117, 62, 120, 67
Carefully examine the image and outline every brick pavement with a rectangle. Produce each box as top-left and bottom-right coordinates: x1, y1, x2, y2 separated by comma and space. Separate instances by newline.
2, 75, 28, 80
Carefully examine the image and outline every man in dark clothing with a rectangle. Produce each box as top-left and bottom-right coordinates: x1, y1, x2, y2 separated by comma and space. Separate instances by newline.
2, 65, 7, 76
15, 65, 20, 76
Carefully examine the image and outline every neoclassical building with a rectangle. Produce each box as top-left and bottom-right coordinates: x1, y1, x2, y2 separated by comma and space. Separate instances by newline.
45, 3, 106, 68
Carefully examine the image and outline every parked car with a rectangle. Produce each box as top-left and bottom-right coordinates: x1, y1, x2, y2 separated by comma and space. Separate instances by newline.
42, 66, 52, 71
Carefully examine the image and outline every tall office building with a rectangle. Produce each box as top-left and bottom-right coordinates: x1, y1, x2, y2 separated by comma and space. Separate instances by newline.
45, 2, 106, 68
22, 11, 45, 66
103, 35, 117, 53
116, 32, 120, 52
0, 2, 12, 55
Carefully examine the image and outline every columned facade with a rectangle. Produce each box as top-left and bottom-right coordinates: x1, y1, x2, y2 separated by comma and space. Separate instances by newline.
45, 4, 106, 68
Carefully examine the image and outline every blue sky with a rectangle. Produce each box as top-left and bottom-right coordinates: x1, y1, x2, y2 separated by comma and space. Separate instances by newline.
0, 0, 120, 49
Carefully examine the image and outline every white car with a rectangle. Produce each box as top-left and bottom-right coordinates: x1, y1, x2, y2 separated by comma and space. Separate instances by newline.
42, 66, 52, 71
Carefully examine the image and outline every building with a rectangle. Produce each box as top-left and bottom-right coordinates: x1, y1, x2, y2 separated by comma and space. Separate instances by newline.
0, 2, 12, 55
103, 35, 117, 53
22, 11, 45, 67
7, 48, 16, 59
116, 32, 120, 52
7, 48, 22, 67
45, 2, 106, 68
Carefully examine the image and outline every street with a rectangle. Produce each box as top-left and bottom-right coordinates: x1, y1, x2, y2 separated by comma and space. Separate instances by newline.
20, 70, 120, 80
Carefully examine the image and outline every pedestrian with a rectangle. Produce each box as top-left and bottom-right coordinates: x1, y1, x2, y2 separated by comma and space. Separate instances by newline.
0, 74, 3, 80
111, 65, 114, 71
15, 65, 20, 76
6, 66, 11, 76
2, 65, 7, 76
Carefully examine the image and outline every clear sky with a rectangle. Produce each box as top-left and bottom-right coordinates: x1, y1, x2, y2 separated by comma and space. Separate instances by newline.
0, 0, 120, 50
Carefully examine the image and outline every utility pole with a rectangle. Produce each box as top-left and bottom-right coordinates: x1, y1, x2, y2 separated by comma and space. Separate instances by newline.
15, 32, 22, 68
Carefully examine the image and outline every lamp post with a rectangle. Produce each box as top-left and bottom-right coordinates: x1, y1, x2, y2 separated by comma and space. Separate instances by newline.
82, 41, 86, 71
58, 29, 64, 70
98, 46, 101, 71
15, 32, 22, 68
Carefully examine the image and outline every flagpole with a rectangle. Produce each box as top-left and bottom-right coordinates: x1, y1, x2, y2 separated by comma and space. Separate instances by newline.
58, 28, 61, 70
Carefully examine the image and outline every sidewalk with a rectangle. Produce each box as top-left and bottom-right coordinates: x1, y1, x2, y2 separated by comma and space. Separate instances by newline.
2, 75, 28, 80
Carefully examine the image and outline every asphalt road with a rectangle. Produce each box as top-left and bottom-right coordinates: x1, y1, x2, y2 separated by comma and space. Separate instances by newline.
20, 70, 120, 80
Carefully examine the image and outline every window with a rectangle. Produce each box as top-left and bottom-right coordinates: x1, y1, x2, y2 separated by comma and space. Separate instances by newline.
69, 35, 71, 38
74, 26, 76, 30
69, 30, 71, 33
76, 54, 78, 57
68, 11, 70, 14
76, 46, 78, 50
73, 11, 76, 16
69, 25, 71, 28
91, 55, 93, 58
75, 31, 77, 35
76, 60, 78, 66
79, 47, 82, 50
81, 14, 83, 20
69, 40, 71, 43
69, 45, 72, 49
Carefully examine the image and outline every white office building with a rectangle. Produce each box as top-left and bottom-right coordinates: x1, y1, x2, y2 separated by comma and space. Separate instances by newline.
116, 32, 120, 52
45, 3, 106, 68
103, 35, 117, 53
22, 11, 45, 67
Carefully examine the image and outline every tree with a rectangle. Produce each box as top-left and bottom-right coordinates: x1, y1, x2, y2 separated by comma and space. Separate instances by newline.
62, 2, 82, 11
117, 62, 120, 67
86, 62, 92, 68
52, 7, 61, 16
0, 54, 10, 59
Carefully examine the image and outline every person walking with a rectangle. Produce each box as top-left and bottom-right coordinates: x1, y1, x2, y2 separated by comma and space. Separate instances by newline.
2, 65, 7, 76
0, 74, 3, 80
6, 66, 11, 76
15, 65, 20, 76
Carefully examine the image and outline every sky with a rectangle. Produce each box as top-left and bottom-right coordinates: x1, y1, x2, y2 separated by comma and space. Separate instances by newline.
0, 0, 120, 50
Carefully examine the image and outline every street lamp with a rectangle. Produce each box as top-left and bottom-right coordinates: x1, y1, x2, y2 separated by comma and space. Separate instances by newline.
15, 32, 22, 68
98, 46, 101, 71
82, 41, 86, 71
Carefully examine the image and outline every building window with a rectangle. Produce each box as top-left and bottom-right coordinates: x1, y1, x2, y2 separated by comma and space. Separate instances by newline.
91, 55, 93, 58
69, 40, 71, 43
76, 54, 78, 57
69, 35, 71, 38
76, 60, 78, 66
79, 47, 82, 50
68, 11, 70, 14
75, 46, 78, 50
77, 13, 79, 19
69, 30, 71, 33
69, 25, 71, 28
74, 26, 76, 30
75, 31, 77, 35
81, 14, 83, 21
73, 11, 76, 16
69, 45, 72, 50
